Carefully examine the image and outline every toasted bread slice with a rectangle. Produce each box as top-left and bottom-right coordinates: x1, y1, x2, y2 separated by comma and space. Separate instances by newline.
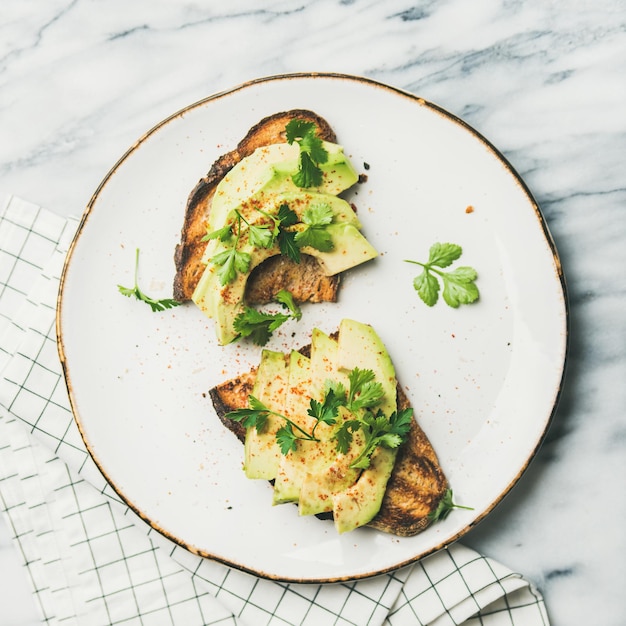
209, 342, 449, 537
173, 110, 343, 303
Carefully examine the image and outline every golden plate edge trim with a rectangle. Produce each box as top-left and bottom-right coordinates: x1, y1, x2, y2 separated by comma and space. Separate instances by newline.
55, 71, 570, 582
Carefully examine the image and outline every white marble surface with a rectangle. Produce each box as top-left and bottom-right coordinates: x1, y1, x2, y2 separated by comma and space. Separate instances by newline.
0, 1, 624, 624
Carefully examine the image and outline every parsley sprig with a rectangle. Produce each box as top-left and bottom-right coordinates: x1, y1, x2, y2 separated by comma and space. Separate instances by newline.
427, 488, 474, 522
227, 391, 338, 455
294, 203, 335, 252
205, 212, 253, 285
226, 366, 412, 468
405, 243, 479, 308
329, 368, 413, 469
336, 408, 414, 470
118, 248, 181, 312
285, 119, 329, 188
203, 202, 335, 280
233, 289, 302, 345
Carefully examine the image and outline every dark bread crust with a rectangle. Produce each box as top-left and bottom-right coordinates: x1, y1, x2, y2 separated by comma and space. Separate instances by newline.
209, 341, 449, 537
173, 110, 341, 302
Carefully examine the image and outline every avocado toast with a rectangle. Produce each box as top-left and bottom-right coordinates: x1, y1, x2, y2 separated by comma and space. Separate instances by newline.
173, 109, 366, 304
210, 320, 449, 536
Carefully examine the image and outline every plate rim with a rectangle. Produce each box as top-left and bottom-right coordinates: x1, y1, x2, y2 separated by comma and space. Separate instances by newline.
56, 71, 570, 583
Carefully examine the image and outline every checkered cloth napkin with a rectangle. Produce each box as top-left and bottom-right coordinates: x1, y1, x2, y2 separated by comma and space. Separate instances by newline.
0, 195, 550, 625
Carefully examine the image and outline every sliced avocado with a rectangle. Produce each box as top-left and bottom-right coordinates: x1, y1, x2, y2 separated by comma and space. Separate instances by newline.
298, 329, 354, 516
332, 446, 397, 533
224, 191, 362, 234
202, 190, 364, 265
277, 192, 361, 227
232, 319, 405, 532
330, 320, 399, 531
272, 350, 315, 504
337, 319, 397, 415
209, 141, 359, 235
272, 348, 351, 507
191, 234, 278, 343
243, 349, 289, 479
309, 327, 344, 397
208, 143, 297, 234
192, 228, 378, 345
300, 223, 378, 276
298, 405, 366, 516
299, 322, 398, 521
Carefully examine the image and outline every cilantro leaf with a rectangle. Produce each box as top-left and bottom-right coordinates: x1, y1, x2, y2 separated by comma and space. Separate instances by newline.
427, 242, 463, 268
247, 223, 274, 249
302, 202, 334, 227
225, 395, 270, 432
294, 202, 335, 251
388, 406, 414, 437
333, 419, 361, 454
412, 270, 440, 307
117, 248, 182, 313
225, 393, 323, 455
231, 290, 302, 346
349, 380, 384, 412
405, 242, 479, 308
233, 307, 290, 345
271, 203, 301, 262
293, 152, 324, 188
347, 408, 414, 470
210, 247, 251, 285
307, 388, 342, 430
274, 289, 302, 320
276, 203, 298, 227
285, 119, 316, 144
346, 368, 383, 411
294, 225, 334, 251
276, 424, 299, 455
427, 488, 474, 522
285, 118, 328, 189
441, 267, 479, 307
324, 379, 347, 403
207, 213, 254, 284
202, 224, 232, 242
278, 228, 300, 262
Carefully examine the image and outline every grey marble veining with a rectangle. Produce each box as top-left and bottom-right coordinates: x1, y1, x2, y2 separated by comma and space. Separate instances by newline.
1, 1, 625, 624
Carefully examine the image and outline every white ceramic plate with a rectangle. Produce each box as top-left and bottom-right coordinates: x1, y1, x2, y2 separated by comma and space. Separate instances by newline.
57, 73, 568, 582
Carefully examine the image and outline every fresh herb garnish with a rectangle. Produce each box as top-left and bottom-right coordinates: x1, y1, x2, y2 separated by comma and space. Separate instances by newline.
118, 248, 181, 312
405, 243, 479, 308
203, 201, 335, 272
275, 203, 301, 262
201, 224, 232, 243
225, 366, 411, 464
307, 388, 344, 429
233, 308, 291, 345
274, 289, 302, 320
340, 408, 414, 470
232, 289, 302, 345
293, 202, 335, 252
285, 119, 329, 188
208, 213, 252, 285
427, 488, 474, 522
345, 367, 385, 412
227, 394, 328, 455
329, 367, 412, 469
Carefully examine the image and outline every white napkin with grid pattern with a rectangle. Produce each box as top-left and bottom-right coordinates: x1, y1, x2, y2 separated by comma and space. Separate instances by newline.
0, 195, 549, 625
